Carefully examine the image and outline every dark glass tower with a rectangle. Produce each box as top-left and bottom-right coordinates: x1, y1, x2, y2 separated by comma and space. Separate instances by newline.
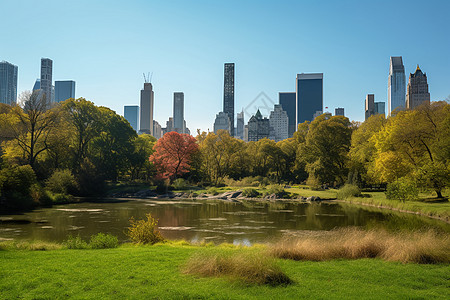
0, 60, 18, 105
223, 63, 235, 136
55, 80, 75, 103
40, 58, 53, 103
279, 92, 296, 138
296, 73, 323, 125
173, 92, 184, 133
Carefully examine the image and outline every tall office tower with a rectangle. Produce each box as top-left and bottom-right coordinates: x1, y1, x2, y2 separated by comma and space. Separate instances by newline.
40, 58, 53, 104
124, 105, 139, 132
153, 120, 162, 139
139, 82, 154, 135
162, 117, 174, 136
365, 94, 375, 120
55, 80, 75, 103
32, 79, 40, 91
335, 107, 345, 116
388, 56, 406, 116
213, 111, 231, 134
236, 110, 244, 139
269, 104, 288, 142
173, 92, 184, 133
223, 63, 235, 136
247, 109, 270, 142
0, 60, 18, 105
279, 92, 296, 138
374, 102, 385, 115
296, 73, 323, 125
406, 65, 430, 109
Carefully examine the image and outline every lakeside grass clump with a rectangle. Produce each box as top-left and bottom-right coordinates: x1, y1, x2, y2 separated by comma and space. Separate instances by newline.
270, 228, 450, 264
65, 233, 119, 249
0, 240, 62, 251
183, 251, 292, 286
336, 184, 361, 199
127, 213, 164, 244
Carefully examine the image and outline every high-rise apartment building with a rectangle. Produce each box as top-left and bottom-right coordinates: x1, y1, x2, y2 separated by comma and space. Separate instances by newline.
223, 63, 235, 136
33, 79, 40, 91
365, 94, 375, 120
0, 60, 18, 105
55, 80, 75, 103
269, 104, 288, 142
388, 56, 406, 116
296, 73, 323, 125
335, 107, 345, 116
40, 58, 53, 104
406, 65, 430, 109
374, 102, 385, 115
248, 109, 270, 142
124, 105, 139, 132
153, 120, 162, 139
173, 92, 184, 133
279, 92, 296, 138
139, 83, 154, 135
236, 111, 244, 139
213, 111, 231, 134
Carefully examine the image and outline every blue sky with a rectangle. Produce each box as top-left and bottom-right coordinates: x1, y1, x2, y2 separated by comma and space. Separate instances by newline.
1, 0, 449, 132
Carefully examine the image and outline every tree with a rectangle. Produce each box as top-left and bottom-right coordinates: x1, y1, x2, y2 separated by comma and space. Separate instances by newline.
128, 134, 157, 181
149, 131, 198, 182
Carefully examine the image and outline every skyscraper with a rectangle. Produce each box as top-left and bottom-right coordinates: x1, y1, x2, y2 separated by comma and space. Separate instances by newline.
124, 105, 139, 132
0, 60, 18, 105
173, 92, 184, 133
40, 58, 53, 104
139, 82, 154, 135
248, 109, 270, 142
269, 104, 288, 142
32, 79, 40, 91
296, 73, 323, 125
335, 107, 345, 116
279, 92, 296, 138
374, 102, 385, 115
365, 94, 375, 120
153, 120, 162, 139
223, 63, 235, 136
213, 111, 231, 134
55, 80, 75, 103
236, 110, 244, 139
406, 65, 430, 109
388, 56, 406, 116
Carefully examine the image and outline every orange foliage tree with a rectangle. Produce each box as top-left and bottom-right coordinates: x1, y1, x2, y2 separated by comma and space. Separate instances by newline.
149, 131, 199, 182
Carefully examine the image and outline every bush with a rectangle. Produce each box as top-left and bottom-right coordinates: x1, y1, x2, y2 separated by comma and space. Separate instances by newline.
386, 178, 419, 202
242, 188, 260, 198
89, 233, 119, 249
46, 169, 78, 194
65, 235, 89, 249
0, 165, 37, 209
30, 184, 53, 206
206, 187, 219, 195
126, 213, 164, 244
172, 178, 188, 190
265, 184, 289, 198
336, 184, 361, 200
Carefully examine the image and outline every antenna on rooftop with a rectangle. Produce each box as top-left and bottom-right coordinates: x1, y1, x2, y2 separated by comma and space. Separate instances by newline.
143, 72, 153, 83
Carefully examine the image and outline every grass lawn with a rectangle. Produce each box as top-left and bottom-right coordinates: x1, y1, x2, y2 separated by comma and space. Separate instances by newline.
1, 243, 449, 299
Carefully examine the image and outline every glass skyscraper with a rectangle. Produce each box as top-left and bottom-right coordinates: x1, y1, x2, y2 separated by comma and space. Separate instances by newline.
173, 92, 184, 133
388, 56, 406, 116
124, 105, 139, 132
0, 60, 18, 105
40, 58, 53, 103
55, 80, 75, 103
223, 63, 235, 136
139, 82, 154, 135
279, 92, 296, 138
296, 73, 323, 125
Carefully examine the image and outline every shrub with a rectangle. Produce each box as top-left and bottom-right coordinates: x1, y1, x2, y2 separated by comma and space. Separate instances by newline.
242, 188, 260, 198
46, 169, 78, 194
126, 213, 164, 244
172, 178, 188, 190
265, 184, 289, 198
183, 251, 292, 286
206, 187, 219, 195
64, 235, 89, 249
89, 233, 119, 249
336, 184, 361, 200
386, 178, 419, 202
30, 184, 53, 206
0, 165, 37, 209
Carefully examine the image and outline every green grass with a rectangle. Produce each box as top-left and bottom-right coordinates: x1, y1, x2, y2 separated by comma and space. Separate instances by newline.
1, 243, 449, 299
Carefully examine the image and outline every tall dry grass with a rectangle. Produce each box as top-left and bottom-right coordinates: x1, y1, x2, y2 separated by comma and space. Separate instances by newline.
270, 228, 450, 264
183, 252, 292, 286
0, 240, 63, 251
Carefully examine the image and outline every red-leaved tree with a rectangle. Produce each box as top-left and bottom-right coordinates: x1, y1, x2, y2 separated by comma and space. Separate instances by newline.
149, 131, 199, 181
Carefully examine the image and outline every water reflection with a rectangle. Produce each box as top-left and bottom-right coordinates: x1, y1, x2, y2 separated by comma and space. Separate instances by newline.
0, 199, 448, 244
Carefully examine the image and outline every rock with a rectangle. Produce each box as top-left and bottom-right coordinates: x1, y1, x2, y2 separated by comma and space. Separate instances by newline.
306, 196, 322, 202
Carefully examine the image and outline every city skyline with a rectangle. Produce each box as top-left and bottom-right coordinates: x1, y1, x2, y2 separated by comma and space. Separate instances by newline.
1, 1, 449, 132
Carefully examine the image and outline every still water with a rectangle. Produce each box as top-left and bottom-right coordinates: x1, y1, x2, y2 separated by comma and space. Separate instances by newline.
1, 198, 448, 244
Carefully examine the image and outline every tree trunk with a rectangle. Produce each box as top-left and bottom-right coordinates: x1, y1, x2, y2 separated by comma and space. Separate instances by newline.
435, 189, 443, 199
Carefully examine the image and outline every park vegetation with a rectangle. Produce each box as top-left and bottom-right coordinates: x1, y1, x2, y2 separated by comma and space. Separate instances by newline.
0, 91, 449, 211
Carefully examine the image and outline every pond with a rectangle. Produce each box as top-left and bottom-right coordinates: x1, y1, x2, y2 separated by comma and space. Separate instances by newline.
1, 198, 448, 245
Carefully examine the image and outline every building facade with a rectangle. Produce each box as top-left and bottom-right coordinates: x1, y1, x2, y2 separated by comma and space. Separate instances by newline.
296, 73, 323, 125
335, 107, 345, 116
32, 79, 40, 91
365, 94, 375, 120
269, 104, 288, 142
388, 56, 406, 116
139, 82, 154, 135
55, 80, 75, 103
279, 92, 296, 138
247, 109, 270, 142
374, 102, 385, 115
406, 65, 430, 109
173, 92, 184, 133
0, 60, 18, 105
236, 110, 244, 139
214, 111, 231, 134
223, 63, 235, 136
40, 58, 53, 104
124, 105, 139, 132
153, 120, 162, 139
